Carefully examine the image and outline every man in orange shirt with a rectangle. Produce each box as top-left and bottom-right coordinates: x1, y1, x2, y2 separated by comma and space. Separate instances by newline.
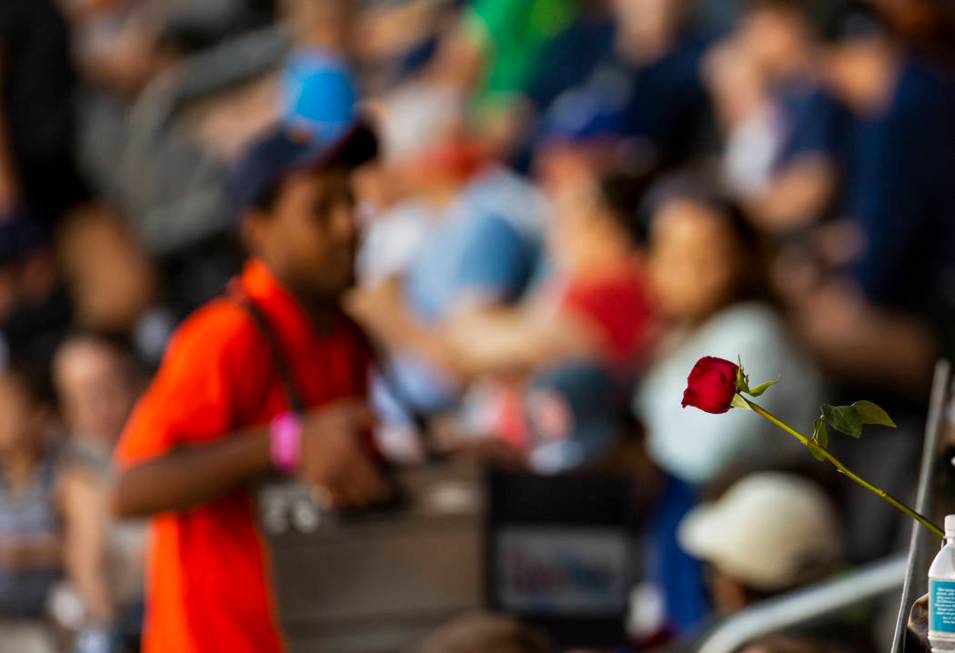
110, 110, 389, 651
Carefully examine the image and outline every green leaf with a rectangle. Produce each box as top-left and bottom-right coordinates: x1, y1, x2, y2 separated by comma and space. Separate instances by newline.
808, 440, 826, 462
730, 394, 752, 410
735, 359, 750, 393
746, 379, 778, 397
852, 400, 896, 428
822, 404, 863, 438
812, 416, 829, 451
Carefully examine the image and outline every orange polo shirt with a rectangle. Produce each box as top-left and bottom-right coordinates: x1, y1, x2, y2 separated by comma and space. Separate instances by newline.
116, 259, 371, 653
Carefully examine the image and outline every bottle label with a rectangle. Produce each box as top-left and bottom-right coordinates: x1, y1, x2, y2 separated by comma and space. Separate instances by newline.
931, 579, 955, 633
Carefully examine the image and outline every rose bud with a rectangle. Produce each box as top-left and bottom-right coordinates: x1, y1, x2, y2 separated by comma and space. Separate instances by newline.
682, 356, 739, 414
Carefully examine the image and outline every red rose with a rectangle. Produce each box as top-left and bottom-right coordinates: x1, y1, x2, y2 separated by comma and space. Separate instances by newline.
682, 357, 739, 414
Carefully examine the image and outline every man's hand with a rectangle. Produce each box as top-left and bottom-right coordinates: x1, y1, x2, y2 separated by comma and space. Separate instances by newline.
298, 402, 391, 510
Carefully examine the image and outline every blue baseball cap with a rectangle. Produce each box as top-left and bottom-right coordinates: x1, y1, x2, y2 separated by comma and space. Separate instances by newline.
536, 76, 633, 147
227, 119, 378, 220
282, 50, 358, 144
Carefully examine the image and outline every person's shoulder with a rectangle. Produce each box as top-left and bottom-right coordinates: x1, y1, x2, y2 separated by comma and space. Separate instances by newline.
894, 60, 955, 117
161, 297, 260, 368
176, 297, 252, 339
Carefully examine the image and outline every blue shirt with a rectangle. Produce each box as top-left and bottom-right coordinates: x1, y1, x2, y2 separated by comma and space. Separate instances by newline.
529, 32, 713, 168
403, 169, 542, 322
771, 81, 851, 172
644, 475, 708, 633
525, 15, 616, 112
843, 61, 955, 315
375, 169, 543, 417
623, 34, 713, 166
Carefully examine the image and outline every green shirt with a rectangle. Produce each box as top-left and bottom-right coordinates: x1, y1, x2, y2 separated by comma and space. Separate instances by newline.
464, 0, 577, 113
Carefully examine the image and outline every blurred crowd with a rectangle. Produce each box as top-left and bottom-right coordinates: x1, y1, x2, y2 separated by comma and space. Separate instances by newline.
3, 0, 955, 651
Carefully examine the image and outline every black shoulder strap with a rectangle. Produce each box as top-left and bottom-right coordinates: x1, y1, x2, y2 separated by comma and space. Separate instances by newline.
233, 292, 441, 459
340, 313, 440, 458
235, 296, 306, 415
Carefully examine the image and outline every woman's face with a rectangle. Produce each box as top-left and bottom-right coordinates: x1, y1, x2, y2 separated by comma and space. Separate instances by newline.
649, 199, 742, 321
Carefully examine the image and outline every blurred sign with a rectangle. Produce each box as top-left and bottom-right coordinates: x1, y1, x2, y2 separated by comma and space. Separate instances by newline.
496, 527, 631, 614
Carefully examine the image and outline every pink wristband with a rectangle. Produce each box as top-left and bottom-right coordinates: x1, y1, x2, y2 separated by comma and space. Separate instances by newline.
270, 413, 302, 474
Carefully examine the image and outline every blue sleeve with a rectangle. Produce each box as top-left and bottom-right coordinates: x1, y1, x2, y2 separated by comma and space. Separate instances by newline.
454, 213, 538, 304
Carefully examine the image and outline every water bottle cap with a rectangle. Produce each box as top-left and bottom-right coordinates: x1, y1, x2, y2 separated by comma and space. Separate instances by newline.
945, 514, 955, 537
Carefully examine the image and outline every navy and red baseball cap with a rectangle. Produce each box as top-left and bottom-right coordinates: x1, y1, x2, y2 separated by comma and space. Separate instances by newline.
227, 52, 378, 219
227, 121, 378, 219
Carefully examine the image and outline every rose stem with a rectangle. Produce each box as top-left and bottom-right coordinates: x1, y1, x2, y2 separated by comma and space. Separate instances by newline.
743, 396, 944, 539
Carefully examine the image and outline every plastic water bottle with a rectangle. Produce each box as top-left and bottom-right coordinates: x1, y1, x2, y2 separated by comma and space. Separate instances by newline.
929, 515, 955, 651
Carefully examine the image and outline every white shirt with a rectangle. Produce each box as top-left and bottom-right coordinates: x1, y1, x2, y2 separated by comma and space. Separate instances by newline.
635, 303, 821, 485
357, 200, 431, 287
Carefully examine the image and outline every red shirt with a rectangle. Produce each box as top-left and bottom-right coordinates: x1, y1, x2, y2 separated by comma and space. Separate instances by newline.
559, 262, 654, 368
115, 260, 371, 653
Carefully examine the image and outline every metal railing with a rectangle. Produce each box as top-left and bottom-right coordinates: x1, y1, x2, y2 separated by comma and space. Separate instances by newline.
891, 360, 953, 653
696, 555, 907, 653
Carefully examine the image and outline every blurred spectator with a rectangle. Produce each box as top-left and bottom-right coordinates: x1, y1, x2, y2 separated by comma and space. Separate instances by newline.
56, 207, 160, 341
713, 0, 849, 233
604, 0, 714, 168
781, 1, 955, 392
349, 84, 545, 441
871, 0, 955, 69
282, 0, 350, 55
521, 1, 614, 122
0, 361, 60, 653
65, 0, 277, 93
444, 171, 654, 377
354, 85, 454, 288
0, 217, 73, 370
634, 175, 819, 485
420, 611, 554, 653
63, 0, 167, 97
351, 0, 449, 96
0, 0, 90, 225
432, 0, 579, 152
821, 2, 955, 313
680, 472, 843, 612
679, 472, 869, 651
52, 333, 145, 652
525, 0, 714, 174
529, 88, 656, 201
54, 332, 139, 458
